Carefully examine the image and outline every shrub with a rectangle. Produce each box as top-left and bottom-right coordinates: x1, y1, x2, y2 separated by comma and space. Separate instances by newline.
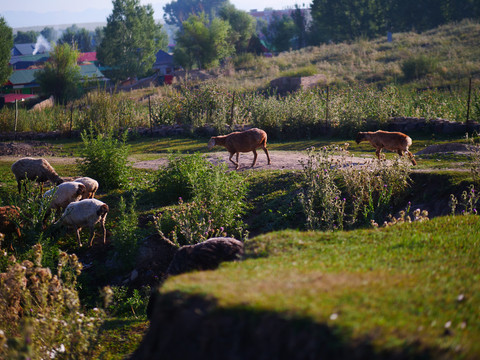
298, 145, 412, 230
78, 128, 131, 190
298, 146, 346, 231
111, 194, 140, 271
0, 244, 107, 359
279, 64, 318, 78
107, 286, 150, 318
155, 153, 247, 245
341, 157, 412, 225
401, 55, 438, 81
76, 90, 145, 133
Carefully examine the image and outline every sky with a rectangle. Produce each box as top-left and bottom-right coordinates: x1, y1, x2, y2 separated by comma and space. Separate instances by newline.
0, 0, 310, 28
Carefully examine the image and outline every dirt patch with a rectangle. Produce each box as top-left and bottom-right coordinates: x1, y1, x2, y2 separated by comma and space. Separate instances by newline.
0, 141, 58, 157
415, 142, 476, 155
134, 151, 374, 171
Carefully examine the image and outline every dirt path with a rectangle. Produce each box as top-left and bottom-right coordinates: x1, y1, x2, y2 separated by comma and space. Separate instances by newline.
0, 141, 473, 172
133, 151, 375, 171
0, 151, 375, 171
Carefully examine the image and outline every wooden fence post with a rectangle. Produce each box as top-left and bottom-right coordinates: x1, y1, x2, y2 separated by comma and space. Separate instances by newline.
325, 86, 330, 126
230, 91, 236, 125
466, 77, 472, 124
14, 99, 18, 141
149, 94, 153, 136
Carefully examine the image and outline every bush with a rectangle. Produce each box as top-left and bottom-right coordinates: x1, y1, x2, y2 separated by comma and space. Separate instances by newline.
111, 194, 140, 271
0, 245, 107, 359
155, 153, 247, 245
298, 146, 346, 231
78, 128, 131, 190
298, 145, 412, 230
279, 64, 318, 78
401, 55, 438, 81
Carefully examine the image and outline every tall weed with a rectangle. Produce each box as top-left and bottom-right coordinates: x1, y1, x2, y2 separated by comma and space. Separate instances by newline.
78, 128, 131, 190
155, 153, 247, 245
299, 145, 412, 230
0, 245, 107, 359
111, 194, 140, 271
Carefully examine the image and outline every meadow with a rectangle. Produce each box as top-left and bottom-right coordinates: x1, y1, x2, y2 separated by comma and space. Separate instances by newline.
1, 19, 480, 359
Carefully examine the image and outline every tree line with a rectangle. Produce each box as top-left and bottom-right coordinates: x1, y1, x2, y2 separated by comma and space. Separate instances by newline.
309, 0, 480, 44
1, 0, 479, 103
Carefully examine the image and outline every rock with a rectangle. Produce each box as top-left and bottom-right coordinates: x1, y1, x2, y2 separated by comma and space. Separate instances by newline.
166, 237, 244, 276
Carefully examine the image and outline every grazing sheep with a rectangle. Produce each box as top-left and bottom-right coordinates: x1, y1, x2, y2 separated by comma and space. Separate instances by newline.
207, 128, 271, 170
11, 157, 63, 193
356, 130, 417, 165
43, 182, 86, 218
73, 177, 99, 199
56, 199, 109, 247
0, 206, 21, 249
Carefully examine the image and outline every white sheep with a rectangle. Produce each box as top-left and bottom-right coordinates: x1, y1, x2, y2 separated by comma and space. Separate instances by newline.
356, 130, 417, 165
11, 157, 64, 193
207, 128, 271, 170
43, 181, 86, 218
57, 199, 109, 247
73, 177, 99, 199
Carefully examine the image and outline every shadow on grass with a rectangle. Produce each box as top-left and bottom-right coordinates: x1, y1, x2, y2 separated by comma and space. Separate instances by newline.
132, 290, 445, 360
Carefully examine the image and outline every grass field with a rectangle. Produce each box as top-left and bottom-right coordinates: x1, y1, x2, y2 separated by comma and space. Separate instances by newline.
147, 215, 480, 358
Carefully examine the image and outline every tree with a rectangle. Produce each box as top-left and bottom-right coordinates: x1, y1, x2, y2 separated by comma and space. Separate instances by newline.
173, 13, 234, 70
218, 3, 256, 53
291, 5, 307, 49
163, 0, 228, 27
14, 30, 38, 44
93, 27, 105, 49
40, 27, 57, 42
0, 17, 13, 86
97, 0, 168, 82
34, 43, 81, 104
263, 14, 296, 52
58, 25, 94, 52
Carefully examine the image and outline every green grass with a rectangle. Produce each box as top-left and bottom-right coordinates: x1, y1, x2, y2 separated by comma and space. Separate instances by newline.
158, 215, 480, 357
0, 134, 478, 358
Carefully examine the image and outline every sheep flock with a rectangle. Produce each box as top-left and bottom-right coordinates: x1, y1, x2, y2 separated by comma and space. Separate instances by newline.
2, 128, 418, 250
5, 157, 107, 248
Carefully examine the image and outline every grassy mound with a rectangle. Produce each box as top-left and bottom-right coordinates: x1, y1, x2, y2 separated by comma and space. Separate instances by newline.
139, 215, 480, 359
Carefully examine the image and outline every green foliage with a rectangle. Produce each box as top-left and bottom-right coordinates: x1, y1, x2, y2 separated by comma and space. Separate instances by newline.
78, 128, 132, 190
77, 90, 144, 133
298, 144, 412, 230
0, 245, 107, 359
449, 184, 480, 216
13, 30, 37, 43
341, 157, 412, 225
97, 0, 168, 82
34, 43, 81, 104
9, 181, 56, 251
309, 0, 480, 44
155, 152, 247, 244
173, 13, 234, 70
40, 27, 57, 42
107, 286, 150, 317
58, 25, 94, 52
263, 14, 297, 52
280, 64, 318, 78
401, 54, 438, 80
111, 195, 140, 270
219, 4, 256, 53
298, 146, 346, 230
0, 17, 13, 85
163, 0, 228, 27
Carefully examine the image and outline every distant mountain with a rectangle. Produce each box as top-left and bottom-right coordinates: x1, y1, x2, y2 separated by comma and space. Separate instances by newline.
3, 8, 111, 29
3, 4, 166, 30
